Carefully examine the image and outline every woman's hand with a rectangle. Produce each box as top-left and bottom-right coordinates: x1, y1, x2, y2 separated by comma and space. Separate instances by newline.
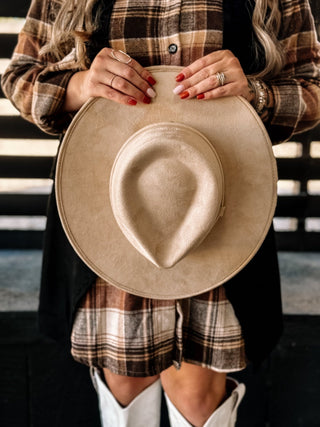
173, 50, 254, 102
63, 48, 157, 112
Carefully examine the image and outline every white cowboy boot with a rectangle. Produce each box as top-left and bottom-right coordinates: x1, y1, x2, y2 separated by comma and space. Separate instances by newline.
164, 377, 245, 427
91, 367, 162, 427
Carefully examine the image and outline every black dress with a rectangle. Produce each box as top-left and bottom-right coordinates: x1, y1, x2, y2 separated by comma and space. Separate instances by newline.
38, 0, 283, 366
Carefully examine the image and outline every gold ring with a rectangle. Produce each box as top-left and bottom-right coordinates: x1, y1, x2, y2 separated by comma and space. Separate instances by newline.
215, 72, 226, 87
111, 49, 132, 65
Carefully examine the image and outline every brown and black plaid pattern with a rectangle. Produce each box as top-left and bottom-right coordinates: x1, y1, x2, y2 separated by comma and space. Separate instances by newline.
71, 278, 246, 375
1, 0, 78, 135
1, 0, 320, 138
109, 0, 223, 66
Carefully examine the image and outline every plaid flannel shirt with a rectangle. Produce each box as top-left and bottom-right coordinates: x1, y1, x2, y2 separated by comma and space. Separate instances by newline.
1, 0, 320, 142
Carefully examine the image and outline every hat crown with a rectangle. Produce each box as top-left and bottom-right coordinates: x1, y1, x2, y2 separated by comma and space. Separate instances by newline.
110, 123, 225, 268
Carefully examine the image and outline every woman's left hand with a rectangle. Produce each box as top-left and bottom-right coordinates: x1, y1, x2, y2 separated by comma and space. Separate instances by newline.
173, 50, 253, 102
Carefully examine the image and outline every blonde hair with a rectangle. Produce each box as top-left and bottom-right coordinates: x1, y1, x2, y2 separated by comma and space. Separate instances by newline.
43, 0, 284, 76
252, 0, 284, 78
41, 0, 100, 68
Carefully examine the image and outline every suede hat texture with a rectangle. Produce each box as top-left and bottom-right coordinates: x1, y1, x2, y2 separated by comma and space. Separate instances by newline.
55, 65, 278, 299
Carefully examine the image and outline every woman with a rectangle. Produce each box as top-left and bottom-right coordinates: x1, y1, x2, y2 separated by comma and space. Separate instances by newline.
2, 0, 320, 426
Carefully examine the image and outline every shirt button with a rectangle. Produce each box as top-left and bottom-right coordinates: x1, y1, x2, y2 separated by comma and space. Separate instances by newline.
168, 43, 178, 54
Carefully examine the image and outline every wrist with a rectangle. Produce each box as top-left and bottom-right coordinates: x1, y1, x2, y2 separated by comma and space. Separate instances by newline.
247, 78, 274, 121
62, 70, 89, 112
245, 80, 256, 104
247, 78, 267, 113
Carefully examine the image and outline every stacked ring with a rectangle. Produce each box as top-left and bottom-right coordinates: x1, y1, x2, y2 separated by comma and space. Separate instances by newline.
216, 72, 226, 87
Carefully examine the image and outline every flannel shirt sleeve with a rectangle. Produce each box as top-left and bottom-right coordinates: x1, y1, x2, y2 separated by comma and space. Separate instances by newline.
266, 0, 320, 143
1, 0, 80, 135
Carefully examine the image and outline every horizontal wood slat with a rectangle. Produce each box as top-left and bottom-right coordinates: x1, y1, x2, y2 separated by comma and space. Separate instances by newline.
0, 2, 29, 17
277, 158, 320, 180
2, 194, 320, 218
0, 155, 320, 181
2, 156, 320, 182
0, 117, 56, 139
0, 34, 18, 58
0, 194, 48, 215
276, 195, 320, 217
0, 230, 44, 249
0, 155, 54, 178
275, 231, 320, 251
1, 230, 320, 251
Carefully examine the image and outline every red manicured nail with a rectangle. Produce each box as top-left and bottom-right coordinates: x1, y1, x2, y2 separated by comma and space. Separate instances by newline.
176, 73, 185, 82
143, 96, 151, 104
197, 94, 205, 100
147, 76, 157, 85
128, 98, 137, 106
179, 91, 189, 99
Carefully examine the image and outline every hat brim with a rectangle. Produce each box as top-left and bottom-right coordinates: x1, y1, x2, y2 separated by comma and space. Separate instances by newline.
56, 66, 277, 299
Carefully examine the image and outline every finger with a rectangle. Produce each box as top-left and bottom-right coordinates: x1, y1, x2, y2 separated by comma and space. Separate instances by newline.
124, 55, 157, 86
177, 71, 232, 99
88, 65, 153, 105
109, 67, 156, 102
174, 63, 225, 95
94, 82, 138, 106
175, 50, 227, 81
176, 65, 248, 100
93, 48, 157, 101
105, 48, 157, 91
197, 82, 244, 100
108, 49, 157, 85
181, 72, 250, 100
99, 48, 156, 86
174, 54, 243, 96
110, 74, 153, 104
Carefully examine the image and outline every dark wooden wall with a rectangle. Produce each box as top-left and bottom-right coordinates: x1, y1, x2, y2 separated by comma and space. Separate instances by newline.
1, 1, 320, 251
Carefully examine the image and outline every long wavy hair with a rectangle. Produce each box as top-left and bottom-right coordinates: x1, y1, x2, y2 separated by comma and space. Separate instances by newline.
41, 0, 284, 78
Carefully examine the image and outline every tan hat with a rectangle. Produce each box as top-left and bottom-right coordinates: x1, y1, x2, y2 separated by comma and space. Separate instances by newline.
56, 65, 278, 299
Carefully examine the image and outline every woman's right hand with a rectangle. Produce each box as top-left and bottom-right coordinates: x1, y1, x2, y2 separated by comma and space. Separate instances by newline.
62, 48, 157, 112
